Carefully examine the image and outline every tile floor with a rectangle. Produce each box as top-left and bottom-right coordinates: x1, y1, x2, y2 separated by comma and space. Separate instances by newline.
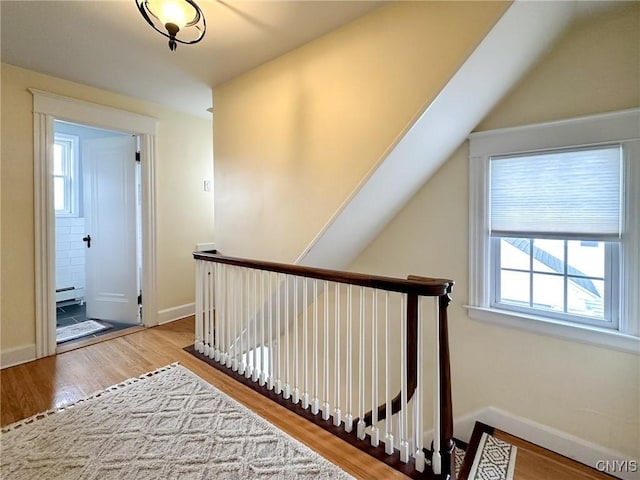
56, 303, 139, 344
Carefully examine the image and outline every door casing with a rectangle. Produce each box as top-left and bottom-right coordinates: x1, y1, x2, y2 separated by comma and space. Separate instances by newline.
31, 89, 158, 358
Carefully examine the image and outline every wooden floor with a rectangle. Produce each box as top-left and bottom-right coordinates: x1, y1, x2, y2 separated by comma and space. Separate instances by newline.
1, 317, 615, 480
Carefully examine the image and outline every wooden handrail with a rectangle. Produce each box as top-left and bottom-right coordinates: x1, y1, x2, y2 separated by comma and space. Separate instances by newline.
194, 252, 452, 296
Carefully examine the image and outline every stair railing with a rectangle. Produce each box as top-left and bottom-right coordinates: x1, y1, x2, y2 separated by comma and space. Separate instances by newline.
192, 251, 455, 479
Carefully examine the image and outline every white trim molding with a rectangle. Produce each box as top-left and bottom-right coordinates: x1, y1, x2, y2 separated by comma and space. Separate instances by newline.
0, 344, 37, 370
423, 407, 637, 480
30, 89, 156, 135
468, 109, 640, 354
466, 306, 640, 355
157, 303, 195, 325
468, 108, 640, 157
31, 89, 158, 357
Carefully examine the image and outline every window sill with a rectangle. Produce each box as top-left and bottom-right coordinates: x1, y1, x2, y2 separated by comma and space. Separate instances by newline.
465, 306, 640, 355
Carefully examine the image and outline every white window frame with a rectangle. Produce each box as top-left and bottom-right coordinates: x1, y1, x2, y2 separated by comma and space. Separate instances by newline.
468, 109, 640, 354
53, 133, 79, 217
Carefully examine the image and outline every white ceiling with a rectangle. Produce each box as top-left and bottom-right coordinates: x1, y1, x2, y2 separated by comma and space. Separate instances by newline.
1, 1, 385, 117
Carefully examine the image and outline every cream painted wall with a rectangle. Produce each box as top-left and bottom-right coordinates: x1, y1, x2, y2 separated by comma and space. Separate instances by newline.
0, 63, 214, 353
212, 1, 509, 263
351, 4, 640, 456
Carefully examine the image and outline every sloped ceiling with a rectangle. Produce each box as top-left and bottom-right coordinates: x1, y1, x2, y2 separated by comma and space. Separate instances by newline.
298, 1, 614, 270
0, 1, 385, 117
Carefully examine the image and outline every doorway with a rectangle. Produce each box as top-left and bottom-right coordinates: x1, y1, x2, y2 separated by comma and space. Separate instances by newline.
53, 121, 142, 345
32, 89, 158, 359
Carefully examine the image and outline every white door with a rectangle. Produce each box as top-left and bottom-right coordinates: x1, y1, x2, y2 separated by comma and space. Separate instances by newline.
83, 136, 139, 324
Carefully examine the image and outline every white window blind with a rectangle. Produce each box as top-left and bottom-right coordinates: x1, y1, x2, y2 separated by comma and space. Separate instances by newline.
490, 145, 622, 240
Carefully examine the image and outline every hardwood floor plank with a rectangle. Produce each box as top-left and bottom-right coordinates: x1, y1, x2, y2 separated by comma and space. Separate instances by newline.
493, 430, 617, 480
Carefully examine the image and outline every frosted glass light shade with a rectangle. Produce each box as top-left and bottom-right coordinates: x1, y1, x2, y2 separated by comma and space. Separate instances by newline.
136, 0, 206, 51
148, 0, 196, 29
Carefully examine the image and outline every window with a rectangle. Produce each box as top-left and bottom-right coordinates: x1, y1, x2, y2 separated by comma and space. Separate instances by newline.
53, 133, 79, 216
468, 110, 639, 353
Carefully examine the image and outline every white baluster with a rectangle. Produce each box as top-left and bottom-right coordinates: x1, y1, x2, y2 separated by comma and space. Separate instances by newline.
311, 279, 319, 415
231, 267, 238, 371
322, 280, 330, 420
195, 260, 203, 353
214, 263, 222, 361
357, 287, 365, 441
302, 278, 309, 409
267, 272, 274, 390
345, 284, 353, 433
259, 270, 266, 386
292, 276, 300, 404
207, 262, 215, 358
384, 291, 393, 455
370, 289, 379, 447
252, 269, 258, 382
414, 296, 426, 472
399, 294, 409, 463
333, 283, 341, 427
275, 273, 282, 395
220, 264, 228, 366
203, 262, 211, 356
284, 275, 291, 399
238, 267, 245, 374
432, 296, 442, 475
244, 268, 251, 378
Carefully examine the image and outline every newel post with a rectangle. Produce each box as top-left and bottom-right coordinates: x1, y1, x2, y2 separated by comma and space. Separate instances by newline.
439, 283, 455, 479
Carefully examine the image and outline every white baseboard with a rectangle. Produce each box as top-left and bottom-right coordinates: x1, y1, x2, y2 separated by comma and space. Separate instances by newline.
424, 407, 637, 480
1, 344, 36, 369
157, 303, 195, 325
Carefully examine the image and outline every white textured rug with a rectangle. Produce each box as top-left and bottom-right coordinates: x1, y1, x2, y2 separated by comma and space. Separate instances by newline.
56, 319, 109, 343
1, 364, 353, 479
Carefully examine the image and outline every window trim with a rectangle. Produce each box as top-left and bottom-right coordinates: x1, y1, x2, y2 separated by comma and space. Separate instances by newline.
468, 109, 640, 354
53, 132, 80, 217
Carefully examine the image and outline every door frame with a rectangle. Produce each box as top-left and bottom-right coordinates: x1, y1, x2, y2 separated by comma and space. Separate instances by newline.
31, 89, 158, 358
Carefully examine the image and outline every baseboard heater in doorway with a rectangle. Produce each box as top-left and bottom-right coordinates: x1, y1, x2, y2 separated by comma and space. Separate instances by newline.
56, 286, 85, 304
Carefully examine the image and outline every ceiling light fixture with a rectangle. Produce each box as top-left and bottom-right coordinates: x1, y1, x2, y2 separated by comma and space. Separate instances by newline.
136, 0, 206, 51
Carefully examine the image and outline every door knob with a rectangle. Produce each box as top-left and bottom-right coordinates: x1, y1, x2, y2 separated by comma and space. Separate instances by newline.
82, 235, 91, 248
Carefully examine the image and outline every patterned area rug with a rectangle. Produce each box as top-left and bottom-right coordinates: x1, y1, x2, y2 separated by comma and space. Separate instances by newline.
1, 364, 353, 479
56, 319, 110, 343
454, 445, 466, 478
467, 432, 517, 480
